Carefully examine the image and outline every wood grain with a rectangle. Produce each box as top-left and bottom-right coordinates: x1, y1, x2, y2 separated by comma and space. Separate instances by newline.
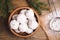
0, 0, 48, 40
1, 0, 60, 40
40, 0, 60, 40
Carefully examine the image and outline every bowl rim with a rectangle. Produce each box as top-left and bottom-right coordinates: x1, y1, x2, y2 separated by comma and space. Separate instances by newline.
8, 7, 40, 38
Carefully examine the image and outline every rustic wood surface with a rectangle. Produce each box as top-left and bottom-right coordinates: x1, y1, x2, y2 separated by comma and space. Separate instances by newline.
0, 0, 60, 40
0, 0, 48, 40
40, 0, 60, 40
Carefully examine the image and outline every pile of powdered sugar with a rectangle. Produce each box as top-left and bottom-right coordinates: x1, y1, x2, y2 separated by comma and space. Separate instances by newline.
47, 9, 60, 32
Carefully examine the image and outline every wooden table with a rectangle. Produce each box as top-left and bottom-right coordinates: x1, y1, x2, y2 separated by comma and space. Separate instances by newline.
40, 0, 60, 40
0, 0, 48, 40
0, 0, 60, 40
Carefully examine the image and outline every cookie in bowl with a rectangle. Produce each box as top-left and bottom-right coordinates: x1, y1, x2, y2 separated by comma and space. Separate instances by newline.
8, 7, 40, 38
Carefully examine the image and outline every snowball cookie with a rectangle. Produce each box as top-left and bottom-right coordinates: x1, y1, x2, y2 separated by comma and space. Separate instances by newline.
10, 20, 19, 29
17, 13, 28, 24
19, 24, 28, 32
20, 9, 27, 14
26, 28, 33, 34
14, 29, 20, 33
12, 14, 18, 20
26, 9, 34, 20
28, 20, 38, 30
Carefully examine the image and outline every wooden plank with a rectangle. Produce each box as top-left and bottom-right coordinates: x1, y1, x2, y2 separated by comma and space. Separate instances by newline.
40, 0, 60, 40
0, 0, 48, 40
